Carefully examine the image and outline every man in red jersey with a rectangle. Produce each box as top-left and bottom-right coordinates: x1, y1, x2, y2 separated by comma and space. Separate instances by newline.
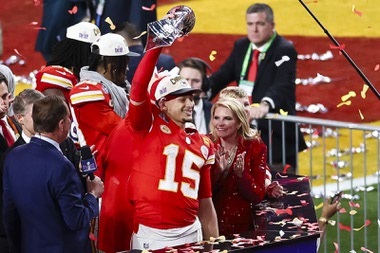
124, 47, 219, 250
69, 33, 139, 178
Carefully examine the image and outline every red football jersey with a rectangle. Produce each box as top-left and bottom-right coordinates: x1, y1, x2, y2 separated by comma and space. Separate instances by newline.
127, 105, 215, 230
35, 65, 77, 102
69, 80, 122, 178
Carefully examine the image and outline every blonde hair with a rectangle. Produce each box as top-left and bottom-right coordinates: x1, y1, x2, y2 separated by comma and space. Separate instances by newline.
219, 86, 248, 100
210, 98, 257, 141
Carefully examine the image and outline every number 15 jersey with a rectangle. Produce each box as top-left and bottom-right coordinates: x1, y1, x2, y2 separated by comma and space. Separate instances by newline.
127, 106, 215, 230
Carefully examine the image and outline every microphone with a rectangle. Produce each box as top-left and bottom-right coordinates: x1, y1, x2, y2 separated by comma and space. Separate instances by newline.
80, 145, 97, 180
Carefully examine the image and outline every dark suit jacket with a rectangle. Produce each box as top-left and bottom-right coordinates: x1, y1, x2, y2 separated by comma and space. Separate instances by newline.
127, 45, 176, 83
203, 98, 213, 133
3, 137, 98, 253
209, 35, 307, 168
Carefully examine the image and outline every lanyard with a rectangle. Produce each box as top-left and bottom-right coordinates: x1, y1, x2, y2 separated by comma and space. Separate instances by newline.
240, 32, 277, 80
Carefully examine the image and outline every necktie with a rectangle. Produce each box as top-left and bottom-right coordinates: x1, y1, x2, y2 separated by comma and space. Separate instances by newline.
247, 49, 260, 82
0, 119, 15, 146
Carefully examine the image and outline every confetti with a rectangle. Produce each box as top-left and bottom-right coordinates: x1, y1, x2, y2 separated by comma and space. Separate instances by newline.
339, 207, 347, 213
33, 27, 46, 30
349, 210, 357, 215
341, 91, 356, 101
353, 219, 371, 231
34, 0, 41, 6
142, 4, 156, 11
291, 217, 303, 226
105, 17, 116, 30
361, 84, 369, 99
275, 55, 290, 67
279, 230, 285, 237
13, 49, 25, 59
314, 202, 323, 210
274, 208, 293, 215
358, 109, 364, 120
339, 222, 351, 231
375, 64, 380, 71
133, 31, 147, 40
349, 201, 360, 208
337, 101, 351, 107
360, 247, 374, 253
89, 232, 97, 241
333, 242, 339, 253
352, 5, 363, 17
209, 50, 217, 61
328, 220, 336, 226
68, 5, 78, 14
279, 109, 288, 116
329, 44, 345, 51
29, 21, 39, 26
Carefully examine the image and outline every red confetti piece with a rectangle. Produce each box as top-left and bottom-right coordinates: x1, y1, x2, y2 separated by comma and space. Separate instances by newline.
142, 4, 156, 11
275, 208, 293, 215
374, 64, 380, 71
68, 6, 78, 14
89, 232, 97, 241
352, 5, 363, 17
329, 44, 345, 51
300, 200, 309, 206
339, 222, 351, 231
33, 27, 47, 30
34, 0, 41, 6
339, 207, 347, 213
349, 201, 360, 208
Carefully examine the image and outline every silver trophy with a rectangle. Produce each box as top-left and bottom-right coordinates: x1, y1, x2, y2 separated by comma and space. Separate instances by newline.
144, 6, 196, 52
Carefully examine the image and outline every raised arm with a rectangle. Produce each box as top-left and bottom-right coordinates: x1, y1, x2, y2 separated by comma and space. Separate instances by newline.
128, 48, 162, 131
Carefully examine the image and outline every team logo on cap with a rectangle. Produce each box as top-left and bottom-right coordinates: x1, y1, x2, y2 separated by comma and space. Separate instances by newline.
115, 46, 124, 53
79, 32, 89, 39
159, 87, 167, 95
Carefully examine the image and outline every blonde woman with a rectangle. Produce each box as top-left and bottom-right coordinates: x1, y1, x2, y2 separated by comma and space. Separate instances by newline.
219, 86, 283, 199
208, 98, 266, 235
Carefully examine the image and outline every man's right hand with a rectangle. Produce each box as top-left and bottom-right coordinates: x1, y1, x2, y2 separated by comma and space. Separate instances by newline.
86, 176, 104, 198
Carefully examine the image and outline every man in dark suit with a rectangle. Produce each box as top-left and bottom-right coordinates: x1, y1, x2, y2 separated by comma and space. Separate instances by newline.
0, 72, 21, 252
209, 3, 306, 170
3, 96, 104, 252
179, 58, 213, 134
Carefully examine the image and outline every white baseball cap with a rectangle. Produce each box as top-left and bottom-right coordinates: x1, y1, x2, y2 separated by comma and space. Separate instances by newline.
150, 74, 202, 101
66, 22, 101, 44
91, 33, 140, 57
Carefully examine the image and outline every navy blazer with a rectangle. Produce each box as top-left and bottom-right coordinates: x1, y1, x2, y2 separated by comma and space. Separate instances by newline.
209, 35, 307, 167
3, 137, 98, 253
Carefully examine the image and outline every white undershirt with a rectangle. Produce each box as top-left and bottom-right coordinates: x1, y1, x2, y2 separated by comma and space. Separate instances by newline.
193, 99, 207, 134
